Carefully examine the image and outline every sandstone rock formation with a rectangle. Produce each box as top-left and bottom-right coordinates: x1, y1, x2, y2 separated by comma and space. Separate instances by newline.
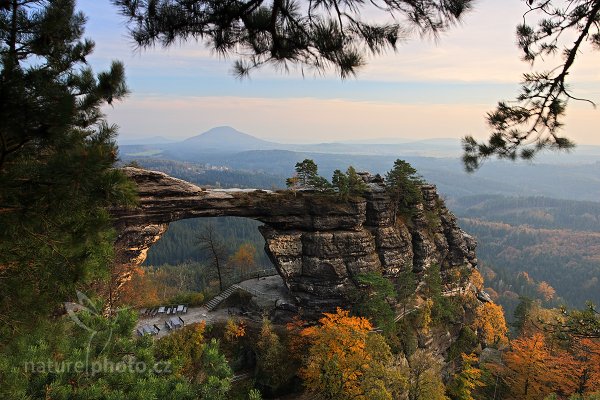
112, 167, 477, 315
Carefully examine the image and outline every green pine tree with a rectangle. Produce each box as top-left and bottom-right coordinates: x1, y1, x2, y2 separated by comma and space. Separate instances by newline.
347, 166, 368, 196
353, 272, 396, 335
0, 0, 136, 339
332, 169, 350, 200
396, 266, 417, 316
385, 159, 424, 220
294, 159, 318, 187
112, 0, 474, 79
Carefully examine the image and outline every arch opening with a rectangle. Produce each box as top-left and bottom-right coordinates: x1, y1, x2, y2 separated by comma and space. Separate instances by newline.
142, 216, 279, 297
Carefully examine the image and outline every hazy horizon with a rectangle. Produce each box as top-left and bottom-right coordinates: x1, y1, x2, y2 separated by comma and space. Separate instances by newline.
80, 0, 600, 145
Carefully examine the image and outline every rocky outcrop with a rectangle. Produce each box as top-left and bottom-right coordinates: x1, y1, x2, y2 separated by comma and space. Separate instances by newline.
112, 167, 477, 315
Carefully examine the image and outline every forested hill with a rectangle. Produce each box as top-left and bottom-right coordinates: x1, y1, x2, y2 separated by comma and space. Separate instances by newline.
450, 195, 600, 232
452, 195, 600, 309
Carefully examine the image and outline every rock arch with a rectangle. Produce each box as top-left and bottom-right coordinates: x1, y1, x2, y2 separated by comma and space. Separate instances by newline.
112, 167, 477, 314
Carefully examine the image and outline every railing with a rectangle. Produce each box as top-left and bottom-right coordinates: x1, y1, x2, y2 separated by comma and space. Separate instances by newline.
225, 267, 279, 287
236, 285, 281, 302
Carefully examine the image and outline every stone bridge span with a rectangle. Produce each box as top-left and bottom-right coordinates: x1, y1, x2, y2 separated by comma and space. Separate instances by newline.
112, 167, 477, 315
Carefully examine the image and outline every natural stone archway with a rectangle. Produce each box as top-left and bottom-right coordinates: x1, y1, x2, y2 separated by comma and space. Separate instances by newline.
112, 167, 477, 315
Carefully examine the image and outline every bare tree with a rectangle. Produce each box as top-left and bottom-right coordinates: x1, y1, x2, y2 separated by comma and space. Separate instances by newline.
197, 223, 228, 292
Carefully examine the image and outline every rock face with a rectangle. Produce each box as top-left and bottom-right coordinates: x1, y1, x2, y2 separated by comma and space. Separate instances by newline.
113, 167, 477, 315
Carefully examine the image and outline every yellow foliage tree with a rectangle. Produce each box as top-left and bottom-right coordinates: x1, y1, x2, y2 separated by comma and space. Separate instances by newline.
469, 269, 484, 291
420, 298, 434, 334
155, 322, 207, 380
255, 318, 293, 392
224, 318, 246, 342
408, 349, 449, 400
228, 243, 256, 277
472, 302, 509, 347
300, 308, 407, 400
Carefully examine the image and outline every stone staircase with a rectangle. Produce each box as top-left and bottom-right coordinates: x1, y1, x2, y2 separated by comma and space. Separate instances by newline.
205, 284, 241, 311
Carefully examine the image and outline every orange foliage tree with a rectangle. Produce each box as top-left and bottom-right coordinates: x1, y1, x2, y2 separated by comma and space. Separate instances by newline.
116, 267, 159, 308
228, 243, 256, 277
472, 302, 509, 347
224, 318, 246, 342
501, 333, 580, 400
299, 308, 407, 400
536, 281, 556, 302
571, 338, 600, 395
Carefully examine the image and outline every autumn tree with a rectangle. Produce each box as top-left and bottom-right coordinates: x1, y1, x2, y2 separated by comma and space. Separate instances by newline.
116, 267, 159, 308
502, 333, 554, 400
285, 175, 300, 190
300, 308, 407, 400
224, 318, 246, 342
501, 333, 577, 400
472, 302, 509, 347
469, 269, 484, 292
407, 349, 449, 400
156, 323, 233, 398
419, 298, 434, 335
155, 322, 208, 378
537, 281, 556, 302
571, 338, 600, 395
228, 242, 257, 278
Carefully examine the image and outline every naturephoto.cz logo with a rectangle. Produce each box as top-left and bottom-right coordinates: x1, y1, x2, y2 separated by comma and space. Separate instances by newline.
23, 291, 171, 376
23, 358, 172, 375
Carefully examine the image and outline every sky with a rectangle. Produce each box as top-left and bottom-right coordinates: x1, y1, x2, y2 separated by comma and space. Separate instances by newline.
79, 0, 600, 144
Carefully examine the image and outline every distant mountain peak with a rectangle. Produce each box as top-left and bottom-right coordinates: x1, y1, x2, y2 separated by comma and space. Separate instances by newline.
179, 126, 279, 151
199, 126, 247, 135
185, 126, 264, 141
